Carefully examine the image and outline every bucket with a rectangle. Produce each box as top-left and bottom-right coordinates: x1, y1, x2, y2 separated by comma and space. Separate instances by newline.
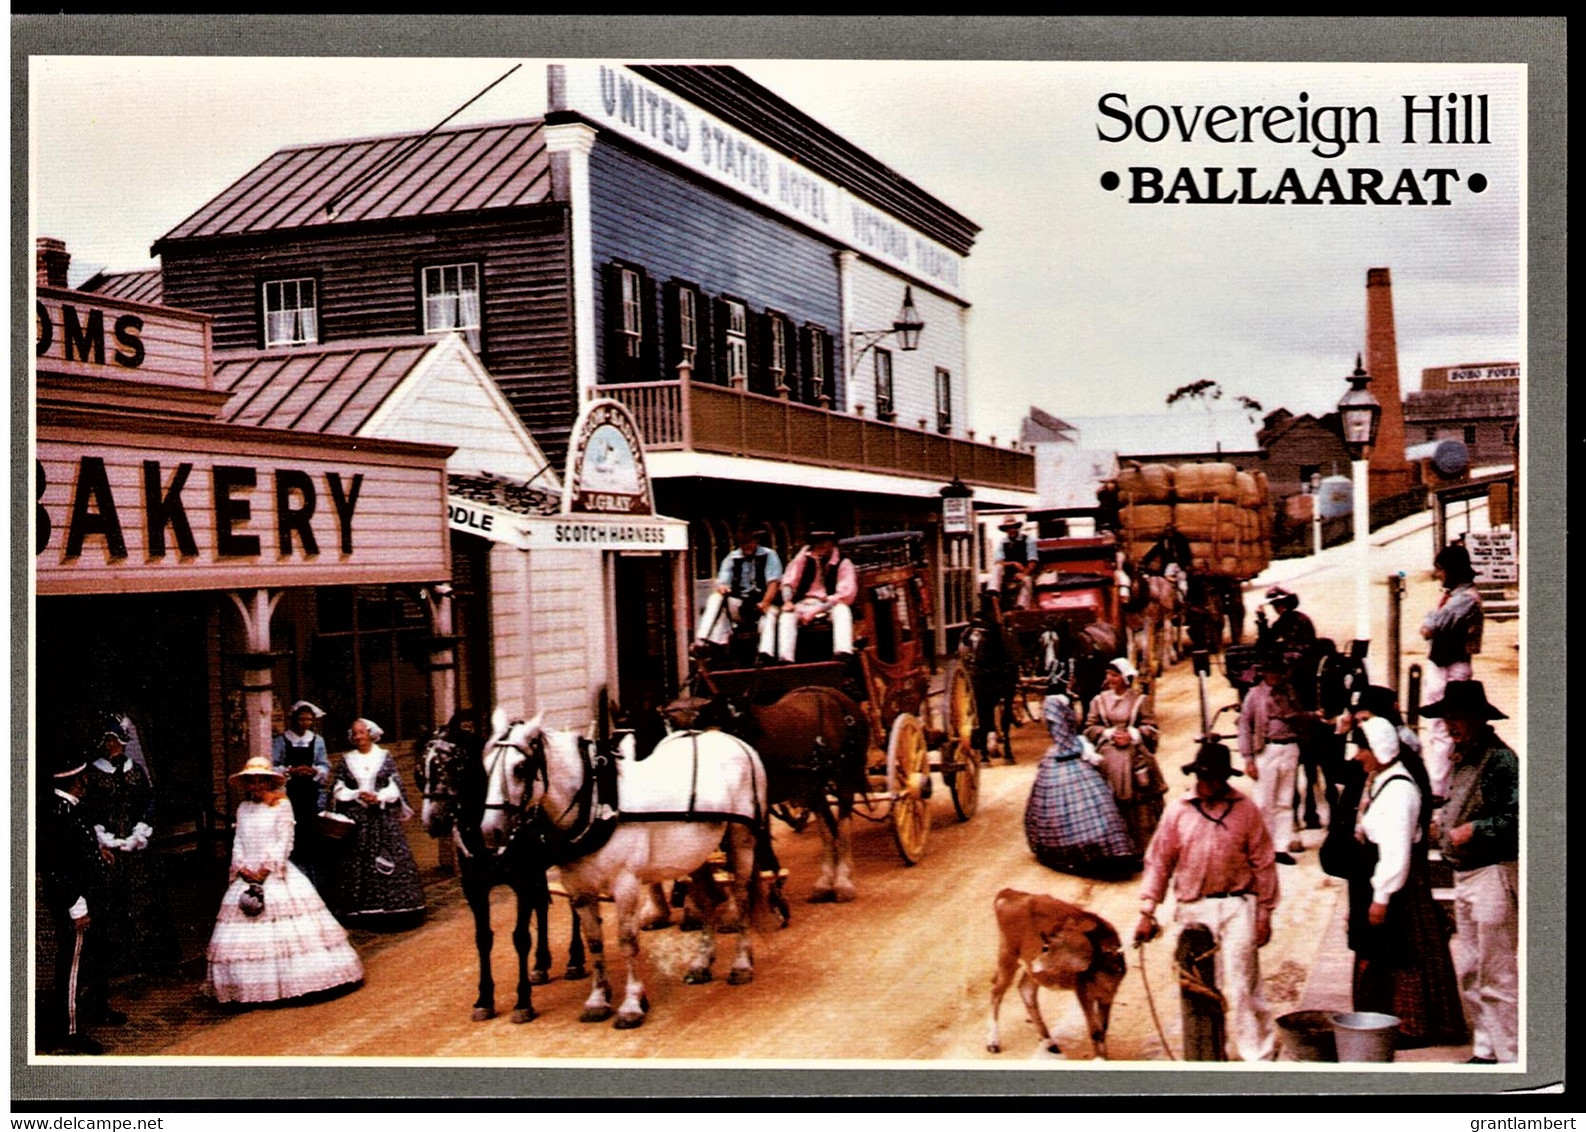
1276, 1010, 1337, 1062
1330, 1011, 1400, 1062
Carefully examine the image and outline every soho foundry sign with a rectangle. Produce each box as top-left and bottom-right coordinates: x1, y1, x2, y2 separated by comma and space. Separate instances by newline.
36, 430, 450, 595
563, 398, 654, 516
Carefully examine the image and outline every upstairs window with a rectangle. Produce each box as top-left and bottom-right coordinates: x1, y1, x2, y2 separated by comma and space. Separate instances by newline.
935, 367, 953, 433
664, 279, 709, 382
767, 311, 789, 391
874, 348, 895, 421
678, 288, 698, 360
263, 278, 318, 347
804, 325, 830, 405
724, 300, 748, 386
604, 261, 655, 383
422, 263, 481, 351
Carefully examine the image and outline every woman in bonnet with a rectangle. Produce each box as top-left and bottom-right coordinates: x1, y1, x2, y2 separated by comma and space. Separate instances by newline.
271, 700, 331, 891
205, 757, 362, 1006
1025, 692, 1138, 876
330, 718, 426, 926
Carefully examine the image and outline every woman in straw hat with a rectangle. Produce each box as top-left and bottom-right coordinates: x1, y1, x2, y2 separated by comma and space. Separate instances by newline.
204, 757, 363, 1005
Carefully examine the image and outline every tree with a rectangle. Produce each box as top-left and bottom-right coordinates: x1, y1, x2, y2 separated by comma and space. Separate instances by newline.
1165, 380, 1263, 424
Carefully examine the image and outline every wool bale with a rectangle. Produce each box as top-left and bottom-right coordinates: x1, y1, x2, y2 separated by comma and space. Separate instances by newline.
1117, 462, 1175, 503
1236, 471, 1264, 509
1120, 503, 1174, 538
1173, 501, 1242, 542
1175, 462, 1240, 502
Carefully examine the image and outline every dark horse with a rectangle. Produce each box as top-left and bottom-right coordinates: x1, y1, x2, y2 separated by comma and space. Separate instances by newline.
959, 590, 1023, 763
416, 711, 586, 1022
684, 672, 871, 904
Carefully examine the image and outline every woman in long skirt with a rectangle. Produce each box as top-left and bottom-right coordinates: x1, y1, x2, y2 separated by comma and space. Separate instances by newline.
205, 758, 363, 1005
1083, 658, 1167, 854
1348, 715, 1467, 1048
1025, 693, 1137, 876
331, 718, 426, 925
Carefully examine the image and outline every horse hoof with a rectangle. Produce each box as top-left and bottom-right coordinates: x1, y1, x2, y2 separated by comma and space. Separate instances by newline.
833, 887, 857, 904
510, 1007, 537, 1024
579, 1006, 613, 1024
987, 1042, 1002, 1054
727, 968, 754, 986
528, 970, 550, 987
808, 887, 837, 904
470, 1007, 496, 1022
683, 968, 714, 985
563, 965, 589, 981
640, 917, 671, 932
613, 1013, 645, 1030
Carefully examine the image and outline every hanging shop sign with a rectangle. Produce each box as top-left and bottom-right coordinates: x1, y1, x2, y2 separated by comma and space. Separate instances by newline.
563, 397, 654, 516
36, 413, 451, 595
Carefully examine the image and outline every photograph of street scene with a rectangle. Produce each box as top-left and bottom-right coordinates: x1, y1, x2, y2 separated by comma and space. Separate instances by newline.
17, 25, 1553, 1099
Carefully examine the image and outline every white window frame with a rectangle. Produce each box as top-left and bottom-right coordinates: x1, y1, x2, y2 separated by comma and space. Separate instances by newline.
263, 278, 318, 347
725, 300, 748, 385
874, 347, 895, 419
935, 366, 953, 433
808, 327, 828, 402
767, 313, 787, 385
620, 267, 643, 359
678, 287, 698, 361
422, 263, 482, 350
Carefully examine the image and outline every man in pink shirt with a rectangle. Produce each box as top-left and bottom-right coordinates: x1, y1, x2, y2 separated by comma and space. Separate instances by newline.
777, 530, 858, 663
1134, 741, 1280, 1061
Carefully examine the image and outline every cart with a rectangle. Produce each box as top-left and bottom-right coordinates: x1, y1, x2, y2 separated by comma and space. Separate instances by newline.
692, 531, 980, 864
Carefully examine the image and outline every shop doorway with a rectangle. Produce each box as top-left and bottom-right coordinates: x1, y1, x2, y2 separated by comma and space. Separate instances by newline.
613, 553, 678, 721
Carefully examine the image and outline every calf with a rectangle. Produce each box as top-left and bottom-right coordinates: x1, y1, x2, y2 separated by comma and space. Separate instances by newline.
987, 888, 1128, 1059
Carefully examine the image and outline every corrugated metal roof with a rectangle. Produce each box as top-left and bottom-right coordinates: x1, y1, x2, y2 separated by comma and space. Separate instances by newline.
81, 268, 164, 306
214, 336, 436, 435
1060, 410, 1265, 459
157, 119, 551, 246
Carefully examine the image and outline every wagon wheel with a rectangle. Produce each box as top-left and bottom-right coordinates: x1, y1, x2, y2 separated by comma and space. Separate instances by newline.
886, 713, 932, 865
941, 660, 981, 820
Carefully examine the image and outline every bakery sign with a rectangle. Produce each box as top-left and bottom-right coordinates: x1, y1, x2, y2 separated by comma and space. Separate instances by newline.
35, 417, 451, 595
563, 398, 653, 516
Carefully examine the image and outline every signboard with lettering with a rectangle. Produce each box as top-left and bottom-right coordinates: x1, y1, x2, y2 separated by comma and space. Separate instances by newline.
564, 398, 654, 516
558, 64, 969, 300
942, 495, 972, 535
1466, 530, 1518, 584
448, 497, 688, 552
1448, 363, 1521, 383
36, 413, 451, 595
35, 286, 213, 391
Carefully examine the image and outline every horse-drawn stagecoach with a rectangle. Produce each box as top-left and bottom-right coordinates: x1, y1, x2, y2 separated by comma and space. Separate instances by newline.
688, 531, 980, 866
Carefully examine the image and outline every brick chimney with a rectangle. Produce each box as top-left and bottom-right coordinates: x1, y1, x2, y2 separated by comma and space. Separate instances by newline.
1363, 267, 1411, 499
37, 237, 71, 289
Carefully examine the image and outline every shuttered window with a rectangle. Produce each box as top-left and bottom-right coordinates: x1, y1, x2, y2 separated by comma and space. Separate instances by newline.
724, 300, 748, 386
604, 261, 657, 383
935, 367, 953, 433
874, 348, 895, 420
263, 278, 318, 347
664, 279, 710, 382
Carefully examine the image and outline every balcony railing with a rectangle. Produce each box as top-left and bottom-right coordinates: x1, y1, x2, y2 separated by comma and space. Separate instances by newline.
603, 377, 1034, 493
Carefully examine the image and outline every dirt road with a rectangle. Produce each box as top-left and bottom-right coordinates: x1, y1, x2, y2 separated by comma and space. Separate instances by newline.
143, 514, 1518, 1063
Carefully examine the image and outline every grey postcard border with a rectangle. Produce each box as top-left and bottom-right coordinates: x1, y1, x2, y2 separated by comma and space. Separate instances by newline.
10, 14, 1567, 1104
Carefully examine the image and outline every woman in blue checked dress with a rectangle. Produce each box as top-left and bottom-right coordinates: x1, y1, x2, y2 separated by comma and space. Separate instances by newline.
1024, 693, 1139, 877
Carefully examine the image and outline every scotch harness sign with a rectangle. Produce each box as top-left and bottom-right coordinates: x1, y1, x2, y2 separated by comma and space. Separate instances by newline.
35, 414, 452, 595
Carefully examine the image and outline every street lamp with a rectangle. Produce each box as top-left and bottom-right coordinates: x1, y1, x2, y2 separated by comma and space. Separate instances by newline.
848, 286, 925, 377
1337, 354, 1382, 667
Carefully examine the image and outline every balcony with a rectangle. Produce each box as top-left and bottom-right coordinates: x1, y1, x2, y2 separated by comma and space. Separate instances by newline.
602, 377, 1034, 493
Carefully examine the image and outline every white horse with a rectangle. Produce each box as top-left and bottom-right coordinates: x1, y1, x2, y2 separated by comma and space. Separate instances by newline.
479, 708, 770, 1029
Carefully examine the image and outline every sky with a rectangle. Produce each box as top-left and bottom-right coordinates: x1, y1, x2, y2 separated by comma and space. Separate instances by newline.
26, 53, 1525, 444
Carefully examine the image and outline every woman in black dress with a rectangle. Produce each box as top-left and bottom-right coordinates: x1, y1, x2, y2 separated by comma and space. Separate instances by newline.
330, 718, 426, 926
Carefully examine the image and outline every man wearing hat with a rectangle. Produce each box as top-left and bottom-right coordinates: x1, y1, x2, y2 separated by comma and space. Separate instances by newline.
38, 753, 116, 1054
1260, 585, 1317, 654
695, 523, 782, 663
992, 517, 1035, 609
1420, 542, 1485, 803
1424, 680, 1518, 1064
1134, 742, 1280, 1061
777, 529, 857, 663
1237, 654, 1310, 864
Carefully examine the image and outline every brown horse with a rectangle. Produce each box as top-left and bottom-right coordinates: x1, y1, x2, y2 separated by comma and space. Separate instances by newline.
684, 681, 871, 903
1119, 562, 1180, 677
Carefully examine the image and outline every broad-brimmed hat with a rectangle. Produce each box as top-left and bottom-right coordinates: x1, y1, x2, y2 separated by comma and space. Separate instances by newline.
733, 522, 765, 543
51, 751, 88, 780
1353, 685, 1404, 726
1265, 585, 1299, 607
1256, 653, 1290, 676
1419, 679, 1508, 721
230, 756, 286, 785
807, 528, 837, 543
1182, 742, 1242, 779
97, 712, 132, 746
998, 516, 1024, 532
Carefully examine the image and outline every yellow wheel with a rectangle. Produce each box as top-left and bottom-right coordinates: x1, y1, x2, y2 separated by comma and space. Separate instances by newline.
887, 713, 932, 865
942, 660, 980, 821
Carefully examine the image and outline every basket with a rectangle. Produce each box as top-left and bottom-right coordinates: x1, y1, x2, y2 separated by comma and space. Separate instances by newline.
316, 810, 356, 841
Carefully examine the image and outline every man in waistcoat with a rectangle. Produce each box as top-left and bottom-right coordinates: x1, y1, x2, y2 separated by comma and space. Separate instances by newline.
993, 517, 1036, 610
695, 524, 781, 663
1425, 680, 1518, 1064
778, 530, 858, 663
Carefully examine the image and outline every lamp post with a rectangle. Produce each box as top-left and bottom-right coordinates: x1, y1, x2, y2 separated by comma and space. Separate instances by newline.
848, 285, 925, 377
1337, 354, 1383, 667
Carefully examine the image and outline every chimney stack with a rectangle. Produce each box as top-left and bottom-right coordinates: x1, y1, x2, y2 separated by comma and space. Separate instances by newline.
37, 237, 71, 289
1363, 267, 1411, 499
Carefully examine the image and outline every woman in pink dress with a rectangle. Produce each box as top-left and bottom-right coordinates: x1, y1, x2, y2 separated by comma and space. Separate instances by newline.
205, 757, 363, 1005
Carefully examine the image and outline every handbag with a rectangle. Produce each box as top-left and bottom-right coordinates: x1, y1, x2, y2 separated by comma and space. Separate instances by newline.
238, 881, 266, 917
